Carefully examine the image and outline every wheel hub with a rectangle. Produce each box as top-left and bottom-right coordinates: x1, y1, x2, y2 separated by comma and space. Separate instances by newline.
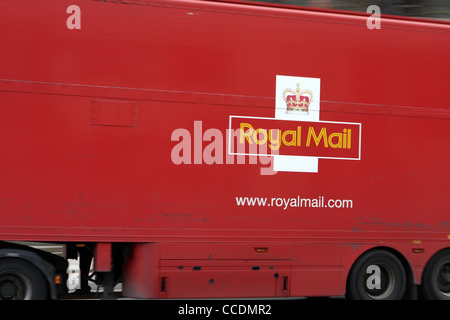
0, 281, 16, 299
438, 262, 450, 297
0, 274, 27, 300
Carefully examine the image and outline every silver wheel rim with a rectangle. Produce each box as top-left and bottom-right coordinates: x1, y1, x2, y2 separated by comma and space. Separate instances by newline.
436, 261, 450, 298
364, 263, 396, 300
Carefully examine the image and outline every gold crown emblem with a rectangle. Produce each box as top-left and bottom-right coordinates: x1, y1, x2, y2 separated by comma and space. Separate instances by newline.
282, 83, 313, 114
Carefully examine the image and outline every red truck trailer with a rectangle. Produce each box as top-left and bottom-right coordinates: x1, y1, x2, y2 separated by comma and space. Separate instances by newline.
0, 0, 449, 300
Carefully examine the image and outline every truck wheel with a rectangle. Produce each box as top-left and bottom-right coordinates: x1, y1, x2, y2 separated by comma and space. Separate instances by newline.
421, 249, 450, 300
0, 258, 47, 300
346, 250, 406, 300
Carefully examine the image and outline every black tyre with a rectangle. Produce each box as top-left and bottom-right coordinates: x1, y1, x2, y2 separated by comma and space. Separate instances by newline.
346, 250, 407, 300
421, 249, 450, 300
0, 258, 47, 300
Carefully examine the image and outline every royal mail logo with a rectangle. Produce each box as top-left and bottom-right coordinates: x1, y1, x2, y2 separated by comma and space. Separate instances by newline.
229, 116, 360, 159
228, 75, 362, 173
283, 83, 313, 114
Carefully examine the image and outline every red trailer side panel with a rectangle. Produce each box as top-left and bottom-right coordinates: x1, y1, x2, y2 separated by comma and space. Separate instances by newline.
0, 0, 449, 299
